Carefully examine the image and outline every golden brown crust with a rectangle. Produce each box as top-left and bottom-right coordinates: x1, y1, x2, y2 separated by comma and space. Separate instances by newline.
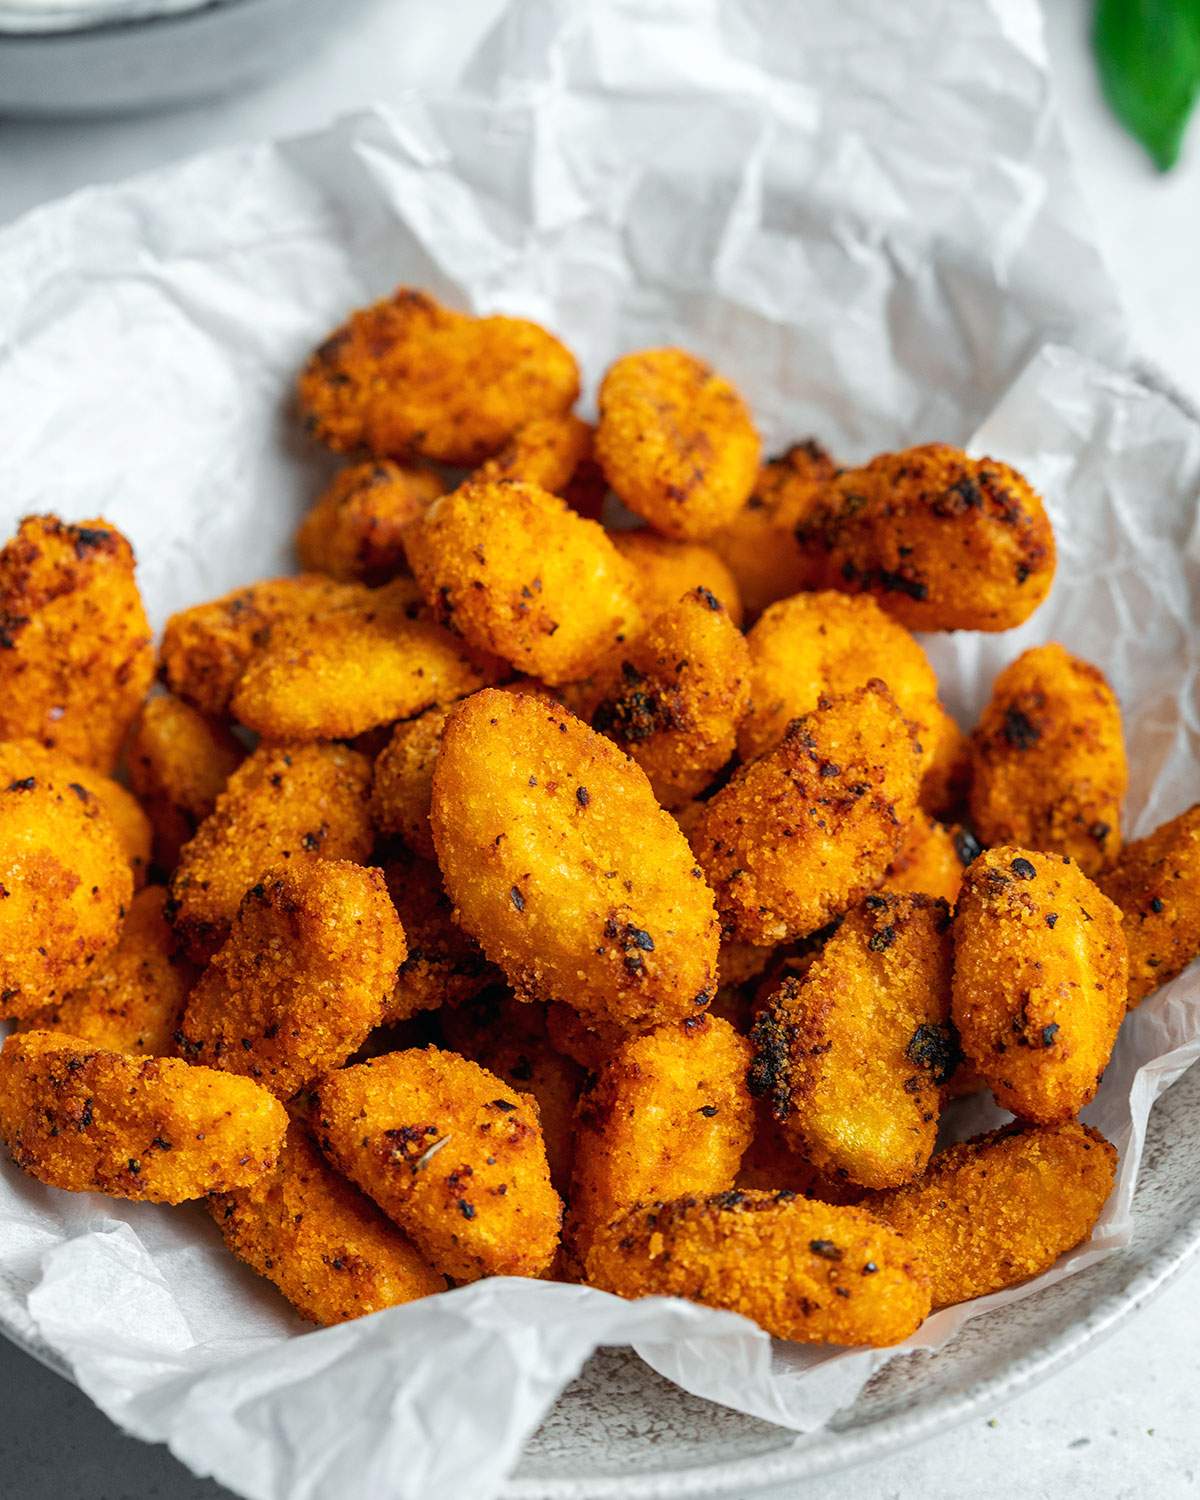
0, 516, 153, 772
919, 703, 972, 820
431, 690, 719, 1033
296, 460, 447, 585
869, 1123, 1117, 1308
884, 814, 967, 906
595, 349, 761, 540
379, 849, 498, 1022
608, 530, 745, 627
0, 1031, 286, 1203
472, 413, 596, 497
952, 847, 1128, 1123
1099, 804, 1200, 1005
692, 683, 922, 946
585, 1189, 931, 1346
794, 445, 1055, 631
734, 1101, 864, 1203
969, 643, 1127, 875
210, 1123, 446, 1324
311, 1046, 562, 1281
167, 741, 373, 961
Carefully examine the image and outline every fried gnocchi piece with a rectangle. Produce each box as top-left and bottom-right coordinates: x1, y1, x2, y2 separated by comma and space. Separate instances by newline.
380, 850, 497, 1022
709, 440, 838, 618
168, 741, 373, 961
431, 691, 719, 1033
736, 591, 940, 767
472, 413, 595, 495
159, 574, 367, 718
441, 991, 584, 1195
211, 1123, 446, 1324
1100, 805, 1200, 1005
0, 739, 151, 888
312, 1047, 562, 1282
692, 683, 922, 946
748, 894, 954, 1189
920, 703, 972, 819
952, 847, 1128, 1124
15, 887, 195, 1055
869, 1123, 1117, 1308
296, 460, 447, 584
230, 578, 504, 741
608, 531, 744, 627
179, 861, 404, 1098
595, 349, 761, 541
126, 694, 245, 870
0, 516, 153, 772
586, 1190, 931, 1347
0, 775, 131, 1020
969, 644, 1127, 876
407, 480, 640, 684
579, 589, 750, 809
794, 445, 1056, 631
884, 815, 966, 906
568, 1016, 754, 1259
297, 288, 579, 464
0, 1031, 286, 1202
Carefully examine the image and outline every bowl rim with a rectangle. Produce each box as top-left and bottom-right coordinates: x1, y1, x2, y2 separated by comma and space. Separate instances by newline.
0, 0, 254, 42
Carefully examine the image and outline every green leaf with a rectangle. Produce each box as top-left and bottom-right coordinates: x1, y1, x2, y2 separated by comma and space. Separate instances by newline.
1094, 0, 1200, 170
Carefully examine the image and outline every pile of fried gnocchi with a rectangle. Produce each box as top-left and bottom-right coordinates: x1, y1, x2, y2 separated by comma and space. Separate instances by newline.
0, 287, 1195, 1349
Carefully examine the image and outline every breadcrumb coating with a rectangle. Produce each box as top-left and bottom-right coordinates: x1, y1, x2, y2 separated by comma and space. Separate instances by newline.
884, 814, 967, 906
969, 643, 1127, 875
0, 773, 131, 1020
869, 1123, 1117, 1308
734, 1101, 864, 1204
586, 1190, 931, 1347
297, 288, 579, 464
380, 849, 498, 1022
0, 516, 153, 772
595, 349, 761, 540
296, 460, 446, 584
920, 703, 972, 820
407, 479, 640, 685
794, 445, 1055, 631
952, 847, 1128, 1123
16, 886, 195, 1055
692, 683, 921, 946
736, 591, 940, 769
0, 1031, 286, 1203
167, 741, 373, 961
431, 690, 719, 1033
312, 1047, 562, 1282
1099, 804, 1200, 1006
543, 1001, 627, 1073
608, 531, 745, 627
472, 413, 595, 495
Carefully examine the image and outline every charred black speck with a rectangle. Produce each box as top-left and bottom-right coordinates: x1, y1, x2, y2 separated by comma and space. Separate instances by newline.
6, 777, 36, 792
1150, 897, 1165, 914
77, 1098, 94, 1131
747, 1005, 794, 1118
697, 1104, 719, 1118
1010, 856, 1037, 880
510, 886, 525, 912
1046, 912, 1059, 929
954, 828, 983, 866
878, 570, 928, 601
576, 786, 590, 807
905, 1022, 963, 1086
491, 1099, 517, 1112
1090, 821, 1111, 844
1002, 707, 1040, 750
70, 525, 114, 558
809, 1239, 843, 1261
457, 1199, 475, 1220
867, 925, 896, 953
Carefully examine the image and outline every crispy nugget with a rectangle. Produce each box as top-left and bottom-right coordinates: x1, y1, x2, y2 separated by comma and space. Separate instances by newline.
568, 1015, 754, 1260
580, 588, 750, 809
179, 860, 404, 1097
952, 847, 1127, 1123
736, 591, 941, 769
210, 1123, 446, 1324
16, 887, 195, 1055
794, 445, 1055, 631
296, 460, 446, 585
920, 703, 972, 819
969, 643, 1127, 875
168, 741, 373, 961
407, 480, 640, 685
869, 1123, 1117, 1308
1100, 804, 1200, 1005
472, 413, 595, 495
884, 815, 967, 906
0, 516, 153, 772
586, 1190, 931, 1347
297, 288, 579, 464
0, 774, 131, 1020
441, 991, 584, 1195
431, 691, 719, 1033
0, 1031, 286, 1203
709, 440, 838, 618
380, 849, 497, 1022
312, 1047, 562, 1281
126, 694, 245, 870
692, 683, 922, 946
595, 349, 761, 541
748, 894, 954, 1189
608, 531, 745, 627
231, 578, 504, 741
159, 574, 368, 719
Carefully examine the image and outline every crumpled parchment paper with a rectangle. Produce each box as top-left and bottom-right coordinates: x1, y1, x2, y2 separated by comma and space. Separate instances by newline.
0, 2, 1198, 1498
